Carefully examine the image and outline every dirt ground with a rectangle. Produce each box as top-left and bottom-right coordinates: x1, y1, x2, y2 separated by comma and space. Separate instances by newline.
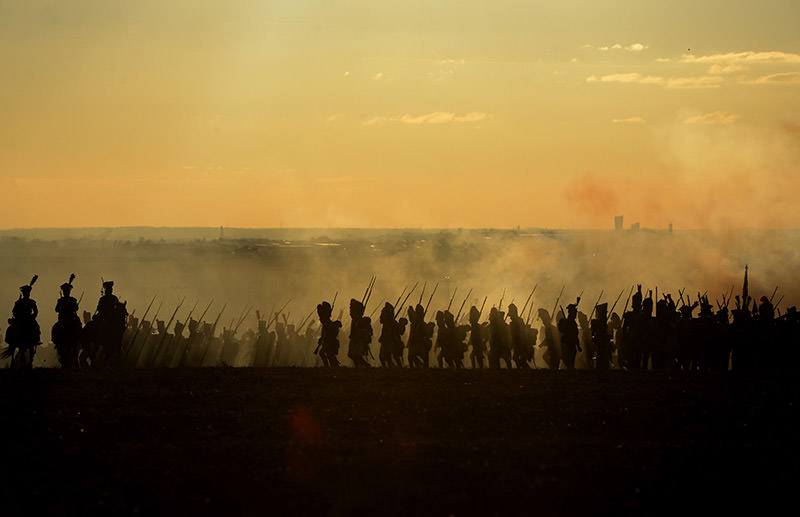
1, 368, 797, 516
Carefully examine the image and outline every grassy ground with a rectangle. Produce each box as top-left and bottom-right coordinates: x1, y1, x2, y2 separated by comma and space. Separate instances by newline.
0, 368, 797, 516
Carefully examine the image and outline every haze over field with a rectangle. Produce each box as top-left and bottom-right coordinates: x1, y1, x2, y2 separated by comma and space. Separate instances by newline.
1, 1, 799, 229
2, 227, 797, 365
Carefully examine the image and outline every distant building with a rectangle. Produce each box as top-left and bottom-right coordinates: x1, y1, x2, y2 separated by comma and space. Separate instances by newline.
631, 222, 640, 231
614, 216, 624, 231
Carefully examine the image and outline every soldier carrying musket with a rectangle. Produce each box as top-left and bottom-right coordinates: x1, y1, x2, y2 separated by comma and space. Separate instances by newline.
316, 299, 342, 367
558, 298, 582, 370
348, 277, 375, 367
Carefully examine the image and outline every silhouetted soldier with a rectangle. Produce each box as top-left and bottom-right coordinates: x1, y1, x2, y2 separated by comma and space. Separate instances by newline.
468, 306, 487, 368
4, 276, 41, 370
92, 280, 128, 366
508, 304, 529, 368
591, 303, 612, 370
488, 307, 512, 369
407, 304, 429, 368
52, 274, 82, 369
316, 301, 342, 367
379, 302, 400, 367
558, 300, 581, 370
348, 299, 373, 367
538, 308, 560, 370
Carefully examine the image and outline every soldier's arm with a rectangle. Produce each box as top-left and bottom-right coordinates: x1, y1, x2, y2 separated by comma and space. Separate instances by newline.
32, 301, 38, 318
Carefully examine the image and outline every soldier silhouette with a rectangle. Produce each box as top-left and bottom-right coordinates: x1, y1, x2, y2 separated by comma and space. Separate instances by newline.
3, 276, 42, 370
591, 303, 612, 370
558, 299, 582, 370
89, 280, 128, 366
316, 301, 342, 367
348, 299, 372, 367
52, 274, 82, 369
468, 306, 487, 368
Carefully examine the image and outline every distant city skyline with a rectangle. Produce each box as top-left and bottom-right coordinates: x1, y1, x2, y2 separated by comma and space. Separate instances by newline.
1, 1, 798, 229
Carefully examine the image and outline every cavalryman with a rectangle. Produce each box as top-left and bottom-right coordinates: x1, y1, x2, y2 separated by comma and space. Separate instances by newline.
52, 274, 82, 369
3, 276, 42, 369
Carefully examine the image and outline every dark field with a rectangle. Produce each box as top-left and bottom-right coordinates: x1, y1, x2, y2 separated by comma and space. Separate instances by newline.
1, 369, 797, 516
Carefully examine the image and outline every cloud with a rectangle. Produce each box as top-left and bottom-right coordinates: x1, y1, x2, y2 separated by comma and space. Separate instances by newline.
612, 117, 645, 124
364, 112, 491, 126
587, 73, 722, 88
584, 43, 649, 52
343, 71, 351, 77
587, 73, 664, 85
374, 72, 383, 80
707, 63, 746, 75
681, 50, 800, 65
436, 59, 465, 65
745, 72, 800, 85
683, 111, 740, 125
665, 76, 724, 89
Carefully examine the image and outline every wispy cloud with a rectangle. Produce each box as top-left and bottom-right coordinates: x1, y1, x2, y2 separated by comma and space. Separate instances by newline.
587, 73, 664, 85
584, 43, 649, 52
684, 111, 739, 125
665, 76, 724, 89
681, 50, 800, 65
612, 117, 645, 124
587, 73, 722, 89
364, 112, 492, 126
373, 72, 384, 80
744, 72, 800, 85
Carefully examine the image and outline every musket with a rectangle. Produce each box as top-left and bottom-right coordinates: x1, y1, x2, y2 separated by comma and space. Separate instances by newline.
182, 299, 213, 355
78, 291, 84, 305
395, 282, 419, 319
454, 288, 473, 323
393, 285, 409, 313
774, 294, 785, 311
621, 285, 635, 315
446, 287, 458, 313
423, 282, 439, 316
176, 300, 200, 338
418, 282, 427, 305
550, 285, 566, 321
588, 289, 604, 321
234, 306, 253, 334
297, 307, 317, 332
525, 297, 535, 325
161, 298, 186, 338
677, 288, 686, 308
478, 295, 488, 319
128, 293, 157, 348
331, 291, 338, 311
607, 289, 625, 322
520, 285, 538, 316
369, 298, 386, 318
361, 276, 376, 306
770, 286, 779, 302
576, 289, 585, 305
498, 288, 506, 311
210, 303, 228, 337
195, 299, 214, 325
266, 299, 291, 330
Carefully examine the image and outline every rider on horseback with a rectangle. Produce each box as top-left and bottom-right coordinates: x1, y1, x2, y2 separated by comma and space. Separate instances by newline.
53, 274, 82, 369
3, 276, 42, 369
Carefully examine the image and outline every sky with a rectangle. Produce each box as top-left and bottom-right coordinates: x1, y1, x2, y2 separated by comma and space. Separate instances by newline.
0, 1, 799, 229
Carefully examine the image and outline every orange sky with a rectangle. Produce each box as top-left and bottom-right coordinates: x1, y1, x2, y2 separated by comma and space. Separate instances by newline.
1, 1, 799, 229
